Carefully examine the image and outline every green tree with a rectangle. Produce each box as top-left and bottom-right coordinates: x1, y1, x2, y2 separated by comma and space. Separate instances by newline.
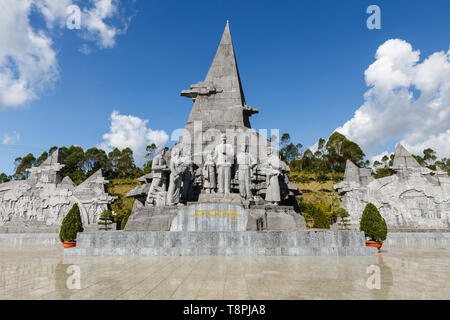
279, 133, 303, 164
35, 151, 49, 167
14, 153, 36, 180
117, 147, 137, 178
59, 203, 84, 242
145, 143, 157, 160
337, 208, 351, 230
84, 147, 108, 176
60, 146, 86, 184
325, 132, 365, 172
0, 173, 11, 183
299, 202, 330, 229
360, 203, 387, 242
98, 210, 114, 231
301, 149, 315, 171
49, 146, 58, 155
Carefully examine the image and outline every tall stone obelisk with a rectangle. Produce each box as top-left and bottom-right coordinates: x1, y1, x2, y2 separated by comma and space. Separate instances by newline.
180, 21, 261, 166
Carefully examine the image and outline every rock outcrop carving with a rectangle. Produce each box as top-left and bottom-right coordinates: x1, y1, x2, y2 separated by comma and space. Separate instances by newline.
0, 150, 117, 232
333, 144, 450, 231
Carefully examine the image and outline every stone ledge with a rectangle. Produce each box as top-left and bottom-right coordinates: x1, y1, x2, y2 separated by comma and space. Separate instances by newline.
385, 232, 450, 245
0, 233, 60, 244
64, 246, 377, 256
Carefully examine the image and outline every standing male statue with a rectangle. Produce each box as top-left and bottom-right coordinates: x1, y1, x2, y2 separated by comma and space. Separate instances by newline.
213, 134, 234, 194
146, 148, 169, 206
166, 147, 186, 206
202, 153, 217, 193
236, 144, 256, 200
263, 146, 281, 205
181, 155, 195, 202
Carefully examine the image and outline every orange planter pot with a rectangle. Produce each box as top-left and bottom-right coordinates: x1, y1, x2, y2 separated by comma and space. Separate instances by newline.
62, 241, 76, 248
365, 241, 383, 253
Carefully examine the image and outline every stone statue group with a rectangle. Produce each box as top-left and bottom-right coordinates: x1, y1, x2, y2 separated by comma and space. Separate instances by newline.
146, 134, 286, 207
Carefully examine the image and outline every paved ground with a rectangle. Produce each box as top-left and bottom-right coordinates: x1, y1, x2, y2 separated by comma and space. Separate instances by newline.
0, 243, 448, 299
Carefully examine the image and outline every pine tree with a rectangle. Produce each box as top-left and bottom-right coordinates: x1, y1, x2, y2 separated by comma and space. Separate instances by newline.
337, 208, 351, 230
98, 210, 114, 231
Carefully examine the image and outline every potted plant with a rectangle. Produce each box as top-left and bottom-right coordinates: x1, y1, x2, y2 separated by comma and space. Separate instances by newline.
59, 203, 84, 248
360, 203, 387, 253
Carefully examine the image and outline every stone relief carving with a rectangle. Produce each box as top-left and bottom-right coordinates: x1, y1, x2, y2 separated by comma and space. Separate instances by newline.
0, 150, 117, 232
334, 144, 450, 230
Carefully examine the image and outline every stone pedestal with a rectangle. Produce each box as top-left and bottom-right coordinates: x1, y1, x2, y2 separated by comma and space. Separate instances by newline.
64, 230, 378, 256
170, 203, 247, 231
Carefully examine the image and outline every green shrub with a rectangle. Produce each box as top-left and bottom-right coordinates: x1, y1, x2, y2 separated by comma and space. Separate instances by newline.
360, 203, 387, 242
59, 203, 83, 242
120, 209, 132, 230
299, 202, 330, 229
98, 210, 114, 231
316, 172, 330, 183
337, 208, 351, 230
311, 205, 330, 229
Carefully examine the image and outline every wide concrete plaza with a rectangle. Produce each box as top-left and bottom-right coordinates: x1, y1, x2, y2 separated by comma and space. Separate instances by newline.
0, 243, 448, 300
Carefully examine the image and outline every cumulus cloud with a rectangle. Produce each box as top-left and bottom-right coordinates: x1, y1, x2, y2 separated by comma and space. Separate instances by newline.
0, 0, 135, 109
336, 39, 450, 160
99, 111, 169, 167
0, 0, 59, 108
2, 131, 20, 145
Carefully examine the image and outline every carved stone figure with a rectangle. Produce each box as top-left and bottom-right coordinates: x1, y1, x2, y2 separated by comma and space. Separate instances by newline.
263, 146, 281, 205
236, 144, 256, 200
213, 134, 234, 194
202, 154, 217, 193
146, 148, 169, 206
182, 156, 195, 202
166, 147, 185, 206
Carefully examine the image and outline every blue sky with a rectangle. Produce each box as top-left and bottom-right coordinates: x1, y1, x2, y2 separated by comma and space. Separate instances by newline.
1, 0, 449, 174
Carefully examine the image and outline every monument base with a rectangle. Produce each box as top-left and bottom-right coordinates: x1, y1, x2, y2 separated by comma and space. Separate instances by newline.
124, 200, 306, 232
64, 230, 377, 256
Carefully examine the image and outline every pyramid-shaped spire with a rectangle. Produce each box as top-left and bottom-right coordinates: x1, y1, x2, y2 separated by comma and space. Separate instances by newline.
392, 143, 421, 169
41, 149, 62, 167
181, 21, 258, 135
204, 20, 245, 106
343, 160, 360, 182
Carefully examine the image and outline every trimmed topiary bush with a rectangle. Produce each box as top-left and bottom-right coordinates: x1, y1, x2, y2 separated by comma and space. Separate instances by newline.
360, 203, 387, 242
337, 208, 351, 230
59, 203, 84, 242
98, 210, 114, 231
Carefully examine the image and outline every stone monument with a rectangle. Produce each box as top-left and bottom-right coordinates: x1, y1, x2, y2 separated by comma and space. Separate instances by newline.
124, 21, 305, 232
333, 143, 450, 231
64, 22, 377, 256
0, 150, 117, 233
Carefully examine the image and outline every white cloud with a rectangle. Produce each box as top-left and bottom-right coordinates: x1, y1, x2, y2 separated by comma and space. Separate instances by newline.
78, 43, 92, 55
336, 39, 450, 159
99, 111, 169, 167
81, 0, 119, 48
0, 0, 135, 109
34, 0, 73, 29
0, 0, 59, 108
2, 131, 20, 145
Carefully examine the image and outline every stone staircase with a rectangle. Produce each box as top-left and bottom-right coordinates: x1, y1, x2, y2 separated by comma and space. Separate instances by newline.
64, 230, 378, 256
